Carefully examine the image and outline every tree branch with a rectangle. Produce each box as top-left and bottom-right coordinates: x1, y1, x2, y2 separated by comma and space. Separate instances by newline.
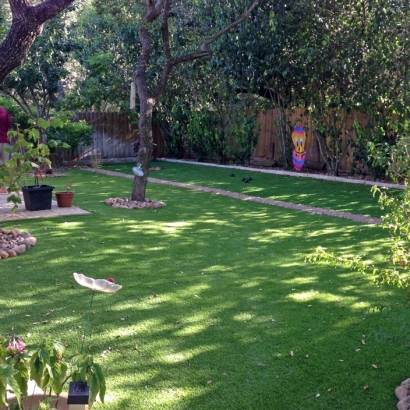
200, 0, 259, 52
173, 0, 259, 65
0, 0, 75, 84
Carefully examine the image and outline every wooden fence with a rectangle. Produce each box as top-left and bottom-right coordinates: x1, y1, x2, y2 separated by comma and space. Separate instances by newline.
65, 112, 164, 162
70, 110, 371, 173
254, 108, 370, 172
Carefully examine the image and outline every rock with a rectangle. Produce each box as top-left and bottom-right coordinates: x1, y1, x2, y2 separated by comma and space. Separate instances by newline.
23, 240, 32, 249
11, 228, 21, 237
25, 237, 36, 246
0, 229, 36, 260
105, 197, 166, 209
402, 379, 410, 386
397, 396, 410, 410
0, 251, 9, 259
13, 245, 26, 255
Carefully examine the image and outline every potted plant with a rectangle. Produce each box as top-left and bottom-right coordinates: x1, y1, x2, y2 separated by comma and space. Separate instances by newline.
55, 182, 74, 208
0, 117, 69, 212
21, 168, 55, 211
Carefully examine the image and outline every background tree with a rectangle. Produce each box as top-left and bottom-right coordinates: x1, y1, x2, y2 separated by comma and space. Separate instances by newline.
0, 7, 76, 120
68, 0, 143, 111
132, 0, 259, 202
0, 0, 76, 84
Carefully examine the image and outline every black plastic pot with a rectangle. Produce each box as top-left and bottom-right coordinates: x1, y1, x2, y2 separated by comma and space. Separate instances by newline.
22, 185, 54, 211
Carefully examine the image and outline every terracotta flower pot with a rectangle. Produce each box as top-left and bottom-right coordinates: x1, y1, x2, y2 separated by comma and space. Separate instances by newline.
55, 191, 74, 207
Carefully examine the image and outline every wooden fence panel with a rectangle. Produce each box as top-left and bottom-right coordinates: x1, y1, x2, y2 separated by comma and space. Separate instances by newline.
254, 108, 374, 173
73, 113, 164, 161
71, 110, 377, 173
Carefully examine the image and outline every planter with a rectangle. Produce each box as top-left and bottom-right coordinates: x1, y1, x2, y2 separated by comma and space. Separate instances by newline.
55, 191, 74, 208
22, 185, 54, 211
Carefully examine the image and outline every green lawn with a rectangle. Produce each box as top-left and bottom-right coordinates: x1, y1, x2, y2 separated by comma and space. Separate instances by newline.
0, 167, 407, 409
102, 160, 397, 218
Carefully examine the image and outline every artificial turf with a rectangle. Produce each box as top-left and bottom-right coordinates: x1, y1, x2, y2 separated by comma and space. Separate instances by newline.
101, 160, 399, 219
0, 166, 407, 409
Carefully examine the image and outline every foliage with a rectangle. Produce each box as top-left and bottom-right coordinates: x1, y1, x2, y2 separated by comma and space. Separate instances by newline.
186, 110, 221, 162
0, 7, 77, 120
307, 134, 410, 294
0, 334, 105, 409
309, 107, 352, 176
67, 2, 142, 111
0, 334, 67, 409
350, 115, 397, 179
46, 113, 93, 155
0, 117, 69, 211
70, 354, 106, 406
226, 110, 260, 166
0, 96, 30, 129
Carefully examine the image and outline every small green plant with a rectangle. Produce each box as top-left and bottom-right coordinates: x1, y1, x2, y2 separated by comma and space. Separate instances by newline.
0, 333, 106, 409
0, 117, 69, 211
307, 133, 410, 294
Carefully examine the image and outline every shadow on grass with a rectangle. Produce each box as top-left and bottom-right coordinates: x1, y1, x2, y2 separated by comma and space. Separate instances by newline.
0, 170, 407, 410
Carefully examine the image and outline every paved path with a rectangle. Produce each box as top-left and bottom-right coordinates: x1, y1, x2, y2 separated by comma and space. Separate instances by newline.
0, 193, 90, 222
83, 168, 382, 225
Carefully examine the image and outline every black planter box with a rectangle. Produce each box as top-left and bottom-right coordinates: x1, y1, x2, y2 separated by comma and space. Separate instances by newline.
67, 381, 89, 405
22, 185, 54, 211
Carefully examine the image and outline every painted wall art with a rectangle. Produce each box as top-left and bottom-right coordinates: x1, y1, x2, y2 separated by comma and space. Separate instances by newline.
291, 126, 306, 170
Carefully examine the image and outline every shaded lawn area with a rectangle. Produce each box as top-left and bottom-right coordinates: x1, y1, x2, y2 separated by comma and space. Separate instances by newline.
0, 169, 408, 409
101, 160, 397, 219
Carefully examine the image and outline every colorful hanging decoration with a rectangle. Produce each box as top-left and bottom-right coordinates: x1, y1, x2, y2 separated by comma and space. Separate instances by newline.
292, 126, 306, 170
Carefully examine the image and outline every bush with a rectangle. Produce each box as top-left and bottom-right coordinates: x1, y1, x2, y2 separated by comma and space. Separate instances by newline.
47, 114, 93, 156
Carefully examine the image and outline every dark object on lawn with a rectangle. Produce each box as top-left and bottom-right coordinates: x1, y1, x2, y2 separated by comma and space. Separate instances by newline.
230, 173, 235, 177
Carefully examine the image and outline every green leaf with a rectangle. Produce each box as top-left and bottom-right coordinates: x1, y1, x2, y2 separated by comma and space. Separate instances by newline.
38, 348, 50, 364
30, 354, 45, 386
87, 371, 100, 407
91, 363, 106, 403
37, 118, 50, 129
13, 360, 29, 397
4, 373, 22, 408
0, 380, 7, 408
0, 363, 18, 378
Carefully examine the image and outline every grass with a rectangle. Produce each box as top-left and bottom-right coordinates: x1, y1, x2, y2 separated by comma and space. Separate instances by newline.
0, 166, 408, 409
102, 160, 399, 218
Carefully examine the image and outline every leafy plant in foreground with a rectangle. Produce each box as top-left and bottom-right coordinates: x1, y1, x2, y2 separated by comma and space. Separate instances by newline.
0, 333, 106, 409
307, 134, 410, 294
0, 117, 69, 211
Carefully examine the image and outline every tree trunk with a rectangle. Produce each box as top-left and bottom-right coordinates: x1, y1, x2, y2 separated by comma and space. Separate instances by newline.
131, 0, 259, 202
0, 0, 75, 84
131, 95, 154, 201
